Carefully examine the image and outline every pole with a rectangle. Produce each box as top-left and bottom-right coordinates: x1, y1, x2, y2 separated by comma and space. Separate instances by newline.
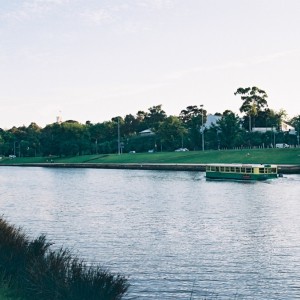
117, 117, 120, 155
297, 123, 300, 148
200, 104, 204, 151
13, 141, 16, 156
249, 115, 251, 132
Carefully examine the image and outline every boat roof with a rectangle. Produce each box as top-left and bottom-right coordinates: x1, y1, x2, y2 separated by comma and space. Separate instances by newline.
206, 163, 277, 168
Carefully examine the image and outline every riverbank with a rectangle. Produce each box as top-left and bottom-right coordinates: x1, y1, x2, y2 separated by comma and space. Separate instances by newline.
1, 162, 300, 174
1, 148, 300, 173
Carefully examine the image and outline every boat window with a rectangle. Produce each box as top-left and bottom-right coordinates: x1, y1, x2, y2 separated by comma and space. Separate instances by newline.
230, 167, 235, 172
246, 168, 252, 173
220, 167, 224, 172
268, 168, 277, 173
216, 167, 219, 172
225, 167, 230, 172
241, 168, 245, 173
235, 167, 240, 172
259, 168, 265, 173
211, 166, 216, 171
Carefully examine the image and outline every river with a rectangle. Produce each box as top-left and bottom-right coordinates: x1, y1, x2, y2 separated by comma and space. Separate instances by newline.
0, 167, 300, 299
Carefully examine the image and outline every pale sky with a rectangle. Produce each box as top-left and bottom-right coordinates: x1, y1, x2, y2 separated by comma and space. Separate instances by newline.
1, 0, 300, 129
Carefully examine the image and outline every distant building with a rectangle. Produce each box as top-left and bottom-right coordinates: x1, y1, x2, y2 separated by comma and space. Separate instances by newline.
281, 121, 295, 132
252, 121, 295, 133
252, 127, 274, 133
139, 129, 155, 136
56, 112, 62, 124
204, 114, 222, 128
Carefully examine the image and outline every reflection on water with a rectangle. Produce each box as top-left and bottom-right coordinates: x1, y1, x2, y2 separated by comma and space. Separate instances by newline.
1, 167, 300, 299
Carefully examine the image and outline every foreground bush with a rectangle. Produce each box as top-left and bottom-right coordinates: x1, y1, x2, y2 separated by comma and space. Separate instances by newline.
0, 217, 129, 300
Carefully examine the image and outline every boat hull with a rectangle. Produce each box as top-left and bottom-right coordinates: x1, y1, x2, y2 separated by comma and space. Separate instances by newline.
206, 172, 277, 181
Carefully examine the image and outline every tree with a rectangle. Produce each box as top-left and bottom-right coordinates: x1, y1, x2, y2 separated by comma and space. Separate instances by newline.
215, 110, 243, 149
290, 115, 300, 131
254, 108, 276, 128
157, 116, 187, 151
40, 121, 90, 156
179, 105, 201, 124
133, 110, 148, 133
23, 122, 42, 157
0, 129, 14, 156
40, 123, 61, 156
123, 114, 138, 136
179, 105, 206, 150
290, 115, 300, 146
145, 105, 167, 131
234, 86, 268, 131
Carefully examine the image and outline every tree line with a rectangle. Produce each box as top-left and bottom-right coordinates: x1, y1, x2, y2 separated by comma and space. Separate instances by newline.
1, 87, 300, 157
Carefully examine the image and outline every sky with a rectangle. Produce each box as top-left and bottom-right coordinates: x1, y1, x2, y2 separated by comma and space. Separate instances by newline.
1, 0, 300, 129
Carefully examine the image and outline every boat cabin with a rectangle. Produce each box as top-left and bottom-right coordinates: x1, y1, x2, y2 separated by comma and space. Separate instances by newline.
206, 163, 278, 181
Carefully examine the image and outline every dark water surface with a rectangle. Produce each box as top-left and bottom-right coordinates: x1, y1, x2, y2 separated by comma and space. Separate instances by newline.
1, 167, 300, 299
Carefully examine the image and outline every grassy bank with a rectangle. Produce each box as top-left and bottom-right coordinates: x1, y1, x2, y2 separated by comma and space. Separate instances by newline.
0, 217, 129, 300
1, 148, 300, 165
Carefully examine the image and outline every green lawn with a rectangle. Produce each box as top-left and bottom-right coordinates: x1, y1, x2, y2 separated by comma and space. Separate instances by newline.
0, 285, 21, 300
1, 148, 300, 165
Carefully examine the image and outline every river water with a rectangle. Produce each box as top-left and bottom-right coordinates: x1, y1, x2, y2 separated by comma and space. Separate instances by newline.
0, 167, 300, 299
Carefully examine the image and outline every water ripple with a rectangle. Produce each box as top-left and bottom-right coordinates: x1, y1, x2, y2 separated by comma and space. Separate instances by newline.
0, 167, 300, 299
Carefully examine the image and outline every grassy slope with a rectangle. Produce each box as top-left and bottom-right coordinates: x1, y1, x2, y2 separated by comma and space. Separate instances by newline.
0, 286, 20, 300
1, 148, 300, 165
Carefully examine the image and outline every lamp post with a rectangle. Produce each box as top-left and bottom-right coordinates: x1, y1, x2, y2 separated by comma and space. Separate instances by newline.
297, 124, 300, 147
117, 117, 120, 155
13, 141, 17, 156
200, 104, 204, 151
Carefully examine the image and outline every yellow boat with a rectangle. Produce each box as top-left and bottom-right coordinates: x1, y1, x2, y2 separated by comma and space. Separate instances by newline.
205, 163, 278, 181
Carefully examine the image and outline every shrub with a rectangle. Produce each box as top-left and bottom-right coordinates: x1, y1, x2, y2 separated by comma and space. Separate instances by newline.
0, 217, 129, 300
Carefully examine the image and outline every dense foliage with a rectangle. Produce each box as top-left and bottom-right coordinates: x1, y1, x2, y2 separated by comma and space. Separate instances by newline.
0, 93, 299, 157
0, 217, 129, 300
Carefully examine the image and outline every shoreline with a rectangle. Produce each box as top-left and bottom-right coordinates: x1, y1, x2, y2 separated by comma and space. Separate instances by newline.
1, 163, 300, 174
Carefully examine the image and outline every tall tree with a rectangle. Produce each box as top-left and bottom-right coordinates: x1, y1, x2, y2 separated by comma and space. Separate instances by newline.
290, 115, 300, 130
216, 110, 243, 149
157, 116, 187, 151
135, 110, 148, 132
179, 105, 201, 124
123, 114, 138, 136
255, 108, 278, 128
24, 122, 42, 156
145, 105, 167, 131
179, 105, 206, 150
290, 115, 300, 146
234, 86, 268, 131
40, 121, 90, 156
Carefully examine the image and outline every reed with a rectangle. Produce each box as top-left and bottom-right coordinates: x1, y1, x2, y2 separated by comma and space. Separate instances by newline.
0, 217, 129, 300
